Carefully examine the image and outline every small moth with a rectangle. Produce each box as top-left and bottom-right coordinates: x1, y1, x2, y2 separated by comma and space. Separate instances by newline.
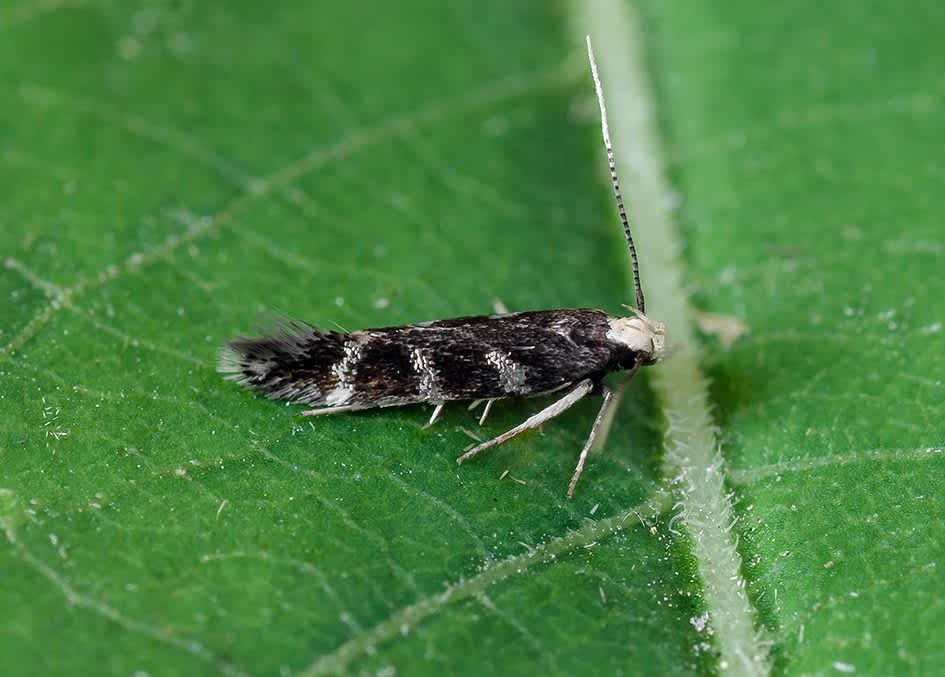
219, 37, 666, 497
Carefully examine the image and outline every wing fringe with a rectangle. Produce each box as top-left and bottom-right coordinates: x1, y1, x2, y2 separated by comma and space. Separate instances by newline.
217, 318, 344, 404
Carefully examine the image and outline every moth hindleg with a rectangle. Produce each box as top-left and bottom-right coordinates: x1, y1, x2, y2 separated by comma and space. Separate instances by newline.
455, 379, 594, 465
300, 403, 370, 417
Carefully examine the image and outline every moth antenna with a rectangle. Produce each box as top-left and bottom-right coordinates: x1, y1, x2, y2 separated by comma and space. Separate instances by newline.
586, 35, 645, 315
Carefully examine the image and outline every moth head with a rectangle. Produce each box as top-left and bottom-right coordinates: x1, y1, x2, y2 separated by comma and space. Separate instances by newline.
607, 307, 666, 365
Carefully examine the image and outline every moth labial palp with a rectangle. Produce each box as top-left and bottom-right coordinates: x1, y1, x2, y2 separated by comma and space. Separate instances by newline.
217, 36, 666, 497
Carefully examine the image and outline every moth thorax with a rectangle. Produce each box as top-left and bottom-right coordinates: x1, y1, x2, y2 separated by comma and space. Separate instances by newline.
606, 314, 666, 363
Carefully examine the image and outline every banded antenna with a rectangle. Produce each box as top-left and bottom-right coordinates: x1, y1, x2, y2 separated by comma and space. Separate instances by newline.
586, 35, 645, 315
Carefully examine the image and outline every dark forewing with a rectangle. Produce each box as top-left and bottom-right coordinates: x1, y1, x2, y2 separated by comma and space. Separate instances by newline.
219, 309, 621, 409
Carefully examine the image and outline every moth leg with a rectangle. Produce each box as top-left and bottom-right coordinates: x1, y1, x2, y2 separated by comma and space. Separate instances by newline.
466, 398, 494, 423
567, 385, 615, 498
587, 365, 641, 456
478, 399, 494, 426
423, 401, 446, 429
300, 403, 368, 417
456, 379, 593, 465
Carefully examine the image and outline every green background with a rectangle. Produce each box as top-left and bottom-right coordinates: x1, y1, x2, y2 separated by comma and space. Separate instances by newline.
640, 2, 945, 673
1, 1, 942, 675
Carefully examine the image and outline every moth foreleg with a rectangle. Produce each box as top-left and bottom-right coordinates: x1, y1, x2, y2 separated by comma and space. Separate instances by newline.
586, 365, 641, 456
567, 385, 616, 498
456, 379, 594, 465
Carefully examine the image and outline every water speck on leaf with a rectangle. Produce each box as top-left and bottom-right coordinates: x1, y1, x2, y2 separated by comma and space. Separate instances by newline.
482, 115, 510, 137
118, 36, 141, 61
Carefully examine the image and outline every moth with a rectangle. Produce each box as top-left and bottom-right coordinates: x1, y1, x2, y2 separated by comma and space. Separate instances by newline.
219, 37, 666, 497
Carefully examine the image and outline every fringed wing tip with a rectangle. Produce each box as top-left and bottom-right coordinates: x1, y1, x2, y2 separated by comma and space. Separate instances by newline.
217, 324, 342, 406
216, 343, 250, 382
217, 319, 330, 377
256, 314, 320, 341
217, 340, 302, 400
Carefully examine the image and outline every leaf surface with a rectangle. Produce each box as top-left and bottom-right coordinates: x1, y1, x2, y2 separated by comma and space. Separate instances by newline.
1, 3, 704, 675
3, 1, 942, 675
638, 0, 945, 673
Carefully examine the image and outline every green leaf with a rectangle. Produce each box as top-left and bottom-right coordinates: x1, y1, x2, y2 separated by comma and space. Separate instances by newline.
1, 3, 704, 676
636, 0, 945, 674
3, 1, 942, 675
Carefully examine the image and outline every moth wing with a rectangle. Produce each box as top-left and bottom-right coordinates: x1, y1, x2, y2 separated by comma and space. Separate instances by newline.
218, 320, 346, 404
